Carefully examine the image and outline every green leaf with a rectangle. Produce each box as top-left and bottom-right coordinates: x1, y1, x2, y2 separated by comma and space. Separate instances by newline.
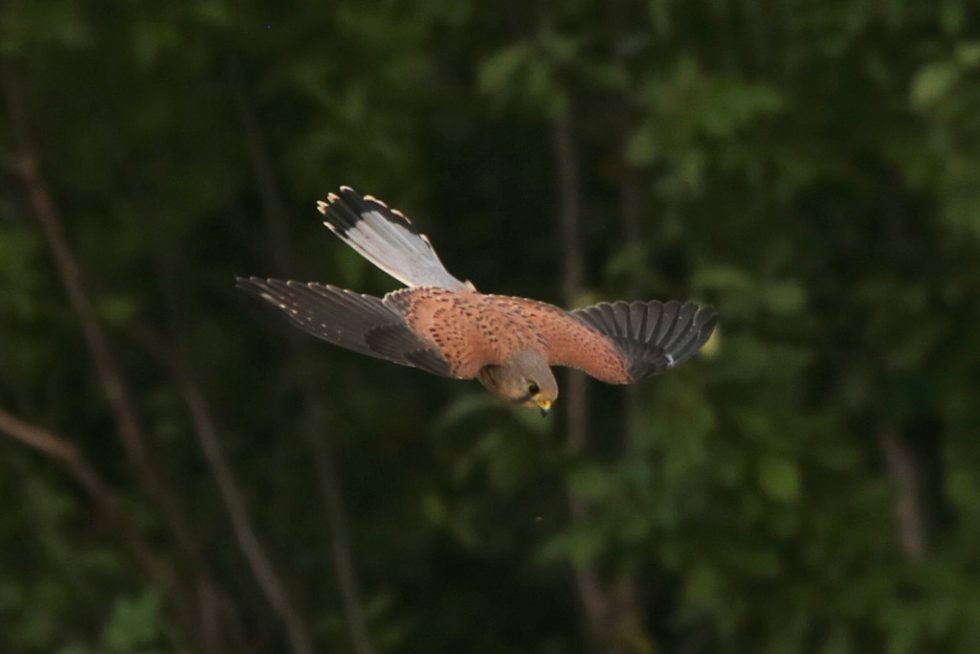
97, 295, 138, 327
626, 124, 660, 165
538, 523, 606, 567
101, 590, 163, 652
758, 457, 801, 503
762, 281, 806, 315
683, 565, 724, 607
432, 392, 500, 433
956, 41, 980, 68
567, 464, 616, 501
478, 43, 531, 97
911, 61, 960, 107
55, 645, 91, 654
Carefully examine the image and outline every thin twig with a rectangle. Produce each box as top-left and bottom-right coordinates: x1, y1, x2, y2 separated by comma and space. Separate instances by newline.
0, 408, 117, 509
879, 425, 927, 558
176, 373, 315, 654
139, 212, 316, 653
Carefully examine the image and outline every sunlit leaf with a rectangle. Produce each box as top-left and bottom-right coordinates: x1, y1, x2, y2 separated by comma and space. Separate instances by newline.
757, 456, 801, 503
911, 61, 960, 107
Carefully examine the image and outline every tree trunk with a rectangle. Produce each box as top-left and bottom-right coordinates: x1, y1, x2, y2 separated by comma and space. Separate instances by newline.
552, 109, 608, 651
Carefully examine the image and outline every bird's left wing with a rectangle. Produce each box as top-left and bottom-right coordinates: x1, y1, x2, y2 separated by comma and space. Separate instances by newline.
236, 277, 453, 377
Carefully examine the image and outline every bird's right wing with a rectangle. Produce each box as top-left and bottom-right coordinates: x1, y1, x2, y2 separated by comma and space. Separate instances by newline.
569, 300, 717, 382
236, 277, 454, 377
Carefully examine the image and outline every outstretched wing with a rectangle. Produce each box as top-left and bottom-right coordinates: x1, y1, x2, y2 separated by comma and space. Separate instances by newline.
317, 187, 472, 291
569, 300, 717, 382
236, 277, 453, 377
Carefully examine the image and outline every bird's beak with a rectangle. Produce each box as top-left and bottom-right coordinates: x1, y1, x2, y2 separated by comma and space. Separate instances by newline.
536, 398, 552, 417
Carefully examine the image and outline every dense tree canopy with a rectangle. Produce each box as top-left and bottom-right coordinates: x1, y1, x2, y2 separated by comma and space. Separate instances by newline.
1, 1, 979, 653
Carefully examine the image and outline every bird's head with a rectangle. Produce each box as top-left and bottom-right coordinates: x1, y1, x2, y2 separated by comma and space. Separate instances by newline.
477, 349, 558, 416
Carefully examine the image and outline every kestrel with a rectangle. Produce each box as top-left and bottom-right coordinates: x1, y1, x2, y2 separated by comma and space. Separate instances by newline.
237, 187, 717, 415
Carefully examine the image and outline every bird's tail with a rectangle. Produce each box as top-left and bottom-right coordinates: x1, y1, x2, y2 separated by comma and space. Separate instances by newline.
317, 187, 471, 291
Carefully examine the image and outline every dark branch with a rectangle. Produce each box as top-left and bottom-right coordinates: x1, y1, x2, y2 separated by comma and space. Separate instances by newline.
234, 72, 376, 654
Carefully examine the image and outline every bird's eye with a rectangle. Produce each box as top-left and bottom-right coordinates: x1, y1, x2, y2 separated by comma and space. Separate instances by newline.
528, 382, 540, 395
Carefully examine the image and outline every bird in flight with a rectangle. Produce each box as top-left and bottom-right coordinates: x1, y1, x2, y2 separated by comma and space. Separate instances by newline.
237, 187, 717, 415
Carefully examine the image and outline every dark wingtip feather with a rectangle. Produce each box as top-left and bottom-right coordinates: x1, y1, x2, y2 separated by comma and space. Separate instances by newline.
670, 306, 717, 365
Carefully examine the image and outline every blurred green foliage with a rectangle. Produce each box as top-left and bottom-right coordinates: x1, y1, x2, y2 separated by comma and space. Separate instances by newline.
1, 1, 980, 653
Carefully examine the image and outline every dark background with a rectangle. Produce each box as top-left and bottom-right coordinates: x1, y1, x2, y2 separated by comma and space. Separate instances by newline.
2, 2, 979, 653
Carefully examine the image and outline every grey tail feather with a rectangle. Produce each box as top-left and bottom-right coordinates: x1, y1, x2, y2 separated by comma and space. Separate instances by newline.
571, 300, 718, 381
316, 187, 472, 291
235, 276, 453, 377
